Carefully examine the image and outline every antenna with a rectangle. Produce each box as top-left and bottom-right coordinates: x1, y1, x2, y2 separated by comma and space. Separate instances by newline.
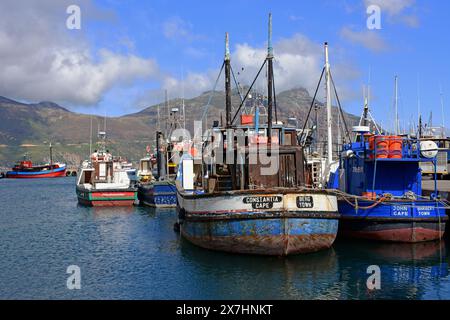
394, 75, 399, 135
367, 66, 372, 108
417, 74, 421, 124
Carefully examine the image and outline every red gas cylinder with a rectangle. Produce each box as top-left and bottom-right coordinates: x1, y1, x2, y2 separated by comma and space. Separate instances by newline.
388, 136, 403, 159
375, 136, 389, 159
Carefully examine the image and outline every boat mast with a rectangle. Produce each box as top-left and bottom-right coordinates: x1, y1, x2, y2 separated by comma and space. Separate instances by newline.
157, 95, 160, 132
165, 89, 169, 134
49, 142, 53, 167
440, 84, 445, 137
89, 115, 93, 156
362, 96, 369, 127
418, 115, 423, 138
225, 32, 232, 129
324, 42, 333, 165
394, 75, 399, 135
180, 66, 186, 130
267, 13, 274, 143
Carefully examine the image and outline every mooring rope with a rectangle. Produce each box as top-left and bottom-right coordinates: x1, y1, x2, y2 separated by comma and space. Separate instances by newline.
327, 189, 450, 211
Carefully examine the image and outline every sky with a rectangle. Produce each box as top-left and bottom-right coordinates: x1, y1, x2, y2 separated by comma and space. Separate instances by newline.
0, 0, 449, 133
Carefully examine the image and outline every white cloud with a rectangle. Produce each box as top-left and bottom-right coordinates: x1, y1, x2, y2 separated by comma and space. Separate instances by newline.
289, 15, 303, 22
364, 0, 415, 16
364, 0, 419, 27
0, 0, 159, 106
340, 27, 389, 52
163, 16, 204, 42
159, 34, 358, 102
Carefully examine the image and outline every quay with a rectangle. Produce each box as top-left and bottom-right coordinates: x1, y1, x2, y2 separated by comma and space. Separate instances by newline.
422, 179, 450, 201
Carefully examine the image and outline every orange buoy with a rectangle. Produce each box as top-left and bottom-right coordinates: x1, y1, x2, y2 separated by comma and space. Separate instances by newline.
367, 135, 375, 159
375, 136, 389, 159
388, 136, 403, 159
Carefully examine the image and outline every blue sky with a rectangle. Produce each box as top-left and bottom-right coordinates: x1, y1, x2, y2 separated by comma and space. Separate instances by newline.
1, 0, 449, 132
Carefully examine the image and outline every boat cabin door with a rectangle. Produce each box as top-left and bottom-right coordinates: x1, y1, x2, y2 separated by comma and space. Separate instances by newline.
95, 161, 113, 182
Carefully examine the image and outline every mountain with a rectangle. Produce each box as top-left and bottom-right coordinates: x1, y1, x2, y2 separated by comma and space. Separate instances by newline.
0, 89, 360, 168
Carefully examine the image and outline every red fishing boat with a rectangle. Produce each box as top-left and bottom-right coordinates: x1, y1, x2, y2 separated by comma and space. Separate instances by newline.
6, 144, 66, 178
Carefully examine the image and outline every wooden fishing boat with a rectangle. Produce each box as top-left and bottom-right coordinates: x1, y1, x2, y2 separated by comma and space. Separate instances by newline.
176, 15, 339, 256
76, 132, 137, 207
6, 144, 66, 178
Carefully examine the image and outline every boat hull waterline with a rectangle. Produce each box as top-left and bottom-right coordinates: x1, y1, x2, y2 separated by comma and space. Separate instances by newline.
138, 181, 177, 208
76, 187, 137, 207
337, 199, 447, 242
177, 190, 339, 256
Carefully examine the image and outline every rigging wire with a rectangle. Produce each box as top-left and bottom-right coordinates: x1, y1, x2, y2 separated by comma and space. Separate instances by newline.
230, 66, 244, 103
298, 67, 325, 146
231, 59, 267, 125
201, 61, 225, 123
330, 72, 351, 143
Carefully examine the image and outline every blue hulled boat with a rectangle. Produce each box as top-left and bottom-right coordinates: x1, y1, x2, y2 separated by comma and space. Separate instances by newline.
138, 129, 178, 208
138, 180, 177, 208
329, 126, 448, 242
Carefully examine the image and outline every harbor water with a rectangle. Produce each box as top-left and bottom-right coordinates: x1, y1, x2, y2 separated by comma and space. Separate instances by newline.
1, 177, 450, 300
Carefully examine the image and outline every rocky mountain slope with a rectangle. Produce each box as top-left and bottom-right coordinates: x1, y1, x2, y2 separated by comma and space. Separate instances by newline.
0, 88, 359, 168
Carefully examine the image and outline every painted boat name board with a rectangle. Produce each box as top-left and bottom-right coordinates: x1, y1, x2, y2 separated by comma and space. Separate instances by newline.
243, 196, 282, 209
296, 196, 314, 209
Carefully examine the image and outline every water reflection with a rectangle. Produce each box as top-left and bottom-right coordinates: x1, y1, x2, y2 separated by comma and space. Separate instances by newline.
178, 234, 450, 299
3, 176, 450, 299
334, 240, 449, 300
179, 237, 340, 299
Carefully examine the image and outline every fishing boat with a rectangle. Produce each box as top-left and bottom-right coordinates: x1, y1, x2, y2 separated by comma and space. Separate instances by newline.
137, 147, 155, 183
137, 100, 184, 208
6, 144, 66, 178
137, 133, 177, 208
328, 124, 448, 242
175, 15, 339, 256
76, 131, 138, 207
